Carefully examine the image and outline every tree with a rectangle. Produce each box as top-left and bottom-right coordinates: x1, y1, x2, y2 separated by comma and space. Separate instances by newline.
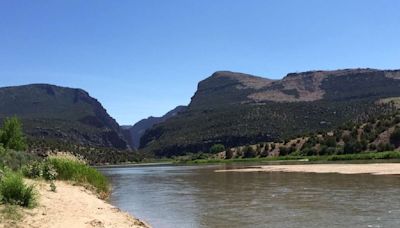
209, 144, 225, 154
225, 149, 233, 159
279, 146, 289, 156
377, 143, 394, 152
243, 146, 256, 158
343, 141, 362, 154
0, 117, 27, 151
323, 136, 337, 148
390, 127, 400, 148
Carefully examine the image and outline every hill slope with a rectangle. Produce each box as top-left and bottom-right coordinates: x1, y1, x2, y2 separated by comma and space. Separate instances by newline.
0, 84, 129, 150
140, 69, 400, 157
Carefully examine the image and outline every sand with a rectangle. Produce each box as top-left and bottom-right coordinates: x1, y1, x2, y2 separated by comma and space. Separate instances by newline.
1, 180, 150, 228
216, 163, 400, 175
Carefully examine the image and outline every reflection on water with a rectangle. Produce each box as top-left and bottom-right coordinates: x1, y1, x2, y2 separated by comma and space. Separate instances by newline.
99, 164, 400, 228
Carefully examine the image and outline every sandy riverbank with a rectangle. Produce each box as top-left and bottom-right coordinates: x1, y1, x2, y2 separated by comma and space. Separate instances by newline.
1, 180, 150, 228
216, 163, 400, 175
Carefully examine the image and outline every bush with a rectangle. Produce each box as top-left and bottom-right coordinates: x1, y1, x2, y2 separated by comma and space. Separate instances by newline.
0, 147, 38, 170
0, 117, 27, 151
22, 161, 43, 179
390, 128, 400, 148
271, 143, 276, 150
369, 144, 377, 151
279, 146, 291, 156
343, 141, 363, 154
225, 149, 234, 159
22, 161, 58, 181
0, 170, 36, 207
209, 144, 225, 154
323, 136, 337, 148
46, 157, 109, 195
377, 143, 395, 152
243, 146, 256, 158
300, 147, 317, 156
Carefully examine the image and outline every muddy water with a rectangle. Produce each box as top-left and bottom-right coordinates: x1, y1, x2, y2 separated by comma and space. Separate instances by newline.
100, 164, 400, 228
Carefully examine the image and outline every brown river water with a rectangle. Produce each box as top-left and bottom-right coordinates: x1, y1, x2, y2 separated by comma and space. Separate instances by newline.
99, 163, 400, 228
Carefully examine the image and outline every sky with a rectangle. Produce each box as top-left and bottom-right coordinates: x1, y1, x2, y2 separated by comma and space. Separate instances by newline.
0, 0, 399, 125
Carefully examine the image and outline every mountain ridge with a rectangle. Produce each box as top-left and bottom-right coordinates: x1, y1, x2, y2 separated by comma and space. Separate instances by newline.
141, 68, 400, 157
0, 83, 129, 150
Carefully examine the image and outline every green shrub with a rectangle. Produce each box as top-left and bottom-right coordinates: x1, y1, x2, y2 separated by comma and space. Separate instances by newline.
49, 181, 57, 192
319, 146, 337, 155
279, 146, 290, 156
369, 144, 377, 151
390, 128, 400, 147
0, 148, 38, 171
22, 161, 43, 179
209, 144, 225, 154
0, 117, 27, 151
243, 146, 256, 158
22, 161, 58, 181
0, 170, 36, 207
323, 136, 337, 148
46, 157, 109, 195
377, 143, 395, 152
225, 149, 234, 159
300, 147, 317, 156
344, 141, 363, 154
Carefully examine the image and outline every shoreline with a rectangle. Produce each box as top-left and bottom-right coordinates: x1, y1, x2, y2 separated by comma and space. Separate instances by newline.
179, 151, 400, 165
2, 180, 151, 228
216, 163, 400, 175
93, 161, 173, 168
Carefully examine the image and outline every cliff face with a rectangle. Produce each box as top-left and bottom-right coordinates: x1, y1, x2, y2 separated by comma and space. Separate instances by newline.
0, 84, 128, 149
140, 69, 400, 157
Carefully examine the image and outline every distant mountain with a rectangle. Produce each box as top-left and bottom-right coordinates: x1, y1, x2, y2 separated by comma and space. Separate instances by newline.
124, 106, 187, 149
0, 84, 129, 149
140, 69, 400, 157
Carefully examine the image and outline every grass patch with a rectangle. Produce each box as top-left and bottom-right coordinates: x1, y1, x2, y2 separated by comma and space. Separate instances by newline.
0, 204, 23, 221
46, 157, 109, 195
323, 151, 400, 161
0, 170, 36, 208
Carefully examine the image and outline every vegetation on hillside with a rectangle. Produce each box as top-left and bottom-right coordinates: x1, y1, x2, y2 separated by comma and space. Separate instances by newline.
142, 100, 394, 157
141, 70, 400, 157
28, 138, 145, 165
186, 109, 400, 162
0, 84, 129, 150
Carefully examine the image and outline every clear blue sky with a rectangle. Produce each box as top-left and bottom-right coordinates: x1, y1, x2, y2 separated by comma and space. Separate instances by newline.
1, 0, 399, 125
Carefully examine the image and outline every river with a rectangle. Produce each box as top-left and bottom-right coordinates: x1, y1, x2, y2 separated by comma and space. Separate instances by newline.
99, 163, 400, 228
